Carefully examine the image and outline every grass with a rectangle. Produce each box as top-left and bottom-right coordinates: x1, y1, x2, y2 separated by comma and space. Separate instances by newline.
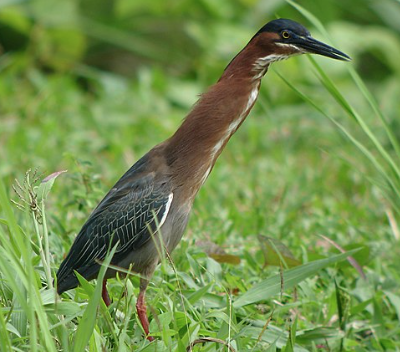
1, 4, 400, 351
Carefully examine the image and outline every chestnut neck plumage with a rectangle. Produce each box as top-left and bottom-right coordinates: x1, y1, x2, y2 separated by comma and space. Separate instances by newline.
165, 38, 272, 201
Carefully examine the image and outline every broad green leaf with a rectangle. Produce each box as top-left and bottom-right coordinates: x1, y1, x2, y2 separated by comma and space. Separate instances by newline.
186, 282, 213, 305
335, 280, 350, 331
372, 298, 385, 337
0, 306, 11, 351
209, 253, 241, 265
6, 322, 21, 337
258, 235, 301, 268
296, 327, 344, 343
36, 170, 67, 202
351, 298, 373, 316
234, 249, 360, 307
384, 291, 400, 322
196, 240, 241, 264
242, 326, 308, 352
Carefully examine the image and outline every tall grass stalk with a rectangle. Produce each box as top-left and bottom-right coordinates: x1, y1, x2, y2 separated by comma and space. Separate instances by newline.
0, 178, 57, 351
285, 1, 400, 216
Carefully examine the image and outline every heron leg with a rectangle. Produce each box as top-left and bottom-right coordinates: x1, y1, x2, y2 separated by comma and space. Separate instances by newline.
136, 278, 154, 341
102, 279, 111, 307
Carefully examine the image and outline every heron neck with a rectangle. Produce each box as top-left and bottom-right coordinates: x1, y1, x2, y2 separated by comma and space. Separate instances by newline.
165, 50, 269, 198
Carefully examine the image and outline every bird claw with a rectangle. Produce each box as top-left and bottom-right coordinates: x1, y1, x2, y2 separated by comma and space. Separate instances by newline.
136, 291, 154, 341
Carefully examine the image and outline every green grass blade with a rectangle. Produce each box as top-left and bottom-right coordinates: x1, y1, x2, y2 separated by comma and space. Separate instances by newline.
347, 67, 400, 158
289, 0, 400, 159
73, 245, 117, 352
0, 178, 57, 351
0, 278, 12, 351
276, 70, 400, 209
309, 57, 400, 181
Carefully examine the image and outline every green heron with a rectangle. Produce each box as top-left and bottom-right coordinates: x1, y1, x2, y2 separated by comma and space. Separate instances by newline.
56, 18, 350, 341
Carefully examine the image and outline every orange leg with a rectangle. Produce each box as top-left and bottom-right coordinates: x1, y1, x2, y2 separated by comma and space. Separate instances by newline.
102, 279, 111, 307
136, 289, 154, 341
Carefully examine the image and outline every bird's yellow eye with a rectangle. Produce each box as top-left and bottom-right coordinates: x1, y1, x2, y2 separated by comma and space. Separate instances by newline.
282, 31, 290, 39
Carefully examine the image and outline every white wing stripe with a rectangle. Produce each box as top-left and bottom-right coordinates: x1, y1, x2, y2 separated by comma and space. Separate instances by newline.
159, 193, 173, 228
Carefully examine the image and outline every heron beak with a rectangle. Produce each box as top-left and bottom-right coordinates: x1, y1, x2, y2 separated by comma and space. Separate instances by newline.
294, 36, 351, 61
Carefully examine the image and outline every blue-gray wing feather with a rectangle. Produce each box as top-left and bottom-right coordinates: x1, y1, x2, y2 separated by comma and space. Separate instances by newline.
56, 159, 171, 292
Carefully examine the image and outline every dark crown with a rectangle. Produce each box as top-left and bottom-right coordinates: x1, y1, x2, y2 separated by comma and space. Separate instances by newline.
256, 18, 311, 37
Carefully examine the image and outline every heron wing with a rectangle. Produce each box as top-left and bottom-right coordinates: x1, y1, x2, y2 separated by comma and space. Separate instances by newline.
56, 160, 172, 291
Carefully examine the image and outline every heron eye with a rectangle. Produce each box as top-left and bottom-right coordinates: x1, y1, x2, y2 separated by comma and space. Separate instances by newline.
282, 31, 290, 39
